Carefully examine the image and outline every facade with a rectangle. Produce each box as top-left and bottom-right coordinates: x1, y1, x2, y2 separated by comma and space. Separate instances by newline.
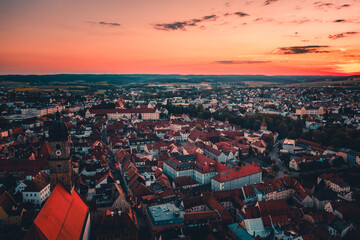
296, 106, 324, 117
283, 139, 295, 154
86, 108, 160, 120
22, 172, 51, 206
318, 173, 351, 194
21, 105, 65, 117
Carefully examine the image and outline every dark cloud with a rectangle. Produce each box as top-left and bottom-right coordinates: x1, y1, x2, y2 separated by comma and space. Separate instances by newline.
329, 32, 359, 39
87, 21, 121, 27
98, 21, 121, 27
234, 12, 249, 17
154, 14, 218, 31
264, 0, 278, 5
314, 1, 333, 8
203, 15, 217, 20
334, 19, 346, 22
338, 4, 351, 9
277, 45, 330, 54
214, 60, 271, 64
314, 2, 352, 10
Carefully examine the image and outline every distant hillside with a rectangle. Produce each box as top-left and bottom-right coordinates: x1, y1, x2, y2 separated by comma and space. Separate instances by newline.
0, 74, 358, 86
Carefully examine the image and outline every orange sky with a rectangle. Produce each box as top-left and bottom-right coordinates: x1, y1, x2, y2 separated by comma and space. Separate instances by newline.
0, 0, 359, 75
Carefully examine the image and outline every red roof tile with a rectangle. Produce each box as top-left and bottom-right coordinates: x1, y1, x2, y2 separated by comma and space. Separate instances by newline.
26, 183, 89, 240
212, 163, 261, 183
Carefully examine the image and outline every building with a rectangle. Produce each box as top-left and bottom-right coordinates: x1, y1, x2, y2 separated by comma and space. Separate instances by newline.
146, 203, 184, 236
21, 105, 65, 117
260, 118, 267, 131
282, 139, 295, 154
296, 106, 324, 117
25, 183, 91, 240
211, 163, 262, 191
22, 172, 51, 206
48, 111, 73, 192
0, 190, 25, 226
94, 208, 139, 240
318, 173, 350, 194
86, 108, 160, 120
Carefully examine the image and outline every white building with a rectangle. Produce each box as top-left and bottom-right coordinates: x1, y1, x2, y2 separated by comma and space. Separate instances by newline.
86, 108, 160, 120
22, 172, 51, 206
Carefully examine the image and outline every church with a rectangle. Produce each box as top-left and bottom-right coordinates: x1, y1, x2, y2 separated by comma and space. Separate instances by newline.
25, 111, 91, 240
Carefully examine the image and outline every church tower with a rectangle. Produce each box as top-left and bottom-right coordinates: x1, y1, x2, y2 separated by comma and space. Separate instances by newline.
48, 110, 73, 193
260, 118, 267, 131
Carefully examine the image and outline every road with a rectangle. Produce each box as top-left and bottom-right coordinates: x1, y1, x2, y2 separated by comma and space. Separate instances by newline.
100, 121, 150, 239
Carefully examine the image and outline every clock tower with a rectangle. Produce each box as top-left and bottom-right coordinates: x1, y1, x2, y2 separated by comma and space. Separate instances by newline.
48, 110, 73, 193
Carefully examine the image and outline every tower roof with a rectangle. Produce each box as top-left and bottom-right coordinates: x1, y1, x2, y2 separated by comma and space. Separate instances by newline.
49, 110, 68, 141
261, 118, 267, 127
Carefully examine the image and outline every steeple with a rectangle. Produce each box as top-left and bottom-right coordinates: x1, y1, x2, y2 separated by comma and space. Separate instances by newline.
260, 118, 267, 131
48, 110, 73, 193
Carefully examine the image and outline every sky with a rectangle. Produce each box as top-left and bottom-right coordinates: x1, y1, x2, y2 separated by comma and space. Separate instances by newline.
0, 0, 359, 75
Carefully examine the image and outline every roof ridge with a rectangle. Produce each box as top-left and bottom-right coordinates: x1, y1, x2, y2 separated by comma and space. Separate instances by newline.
56, 197, 75, 240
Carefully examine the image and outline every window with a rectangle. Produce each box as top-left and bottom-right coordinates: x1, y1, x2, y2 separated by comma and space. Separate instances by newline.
56, 144, 61, 150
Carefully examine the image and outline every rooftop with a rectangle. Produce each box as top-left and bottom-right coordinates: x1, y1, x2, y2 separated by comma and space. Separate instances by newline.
147, 203, 184, 226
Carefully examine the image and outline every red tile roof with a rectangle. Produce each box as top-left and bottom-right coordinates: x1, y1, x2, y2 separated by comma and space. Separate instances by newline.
25, 183, 89, 240
212, 163, 261, 183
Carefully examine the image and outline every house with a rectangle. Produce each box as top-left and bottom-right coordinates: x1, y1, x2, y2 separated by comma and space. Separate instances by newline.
94, 208, 139, 240
283, 139, 295, 154
25, 183, 91, 240
22, 172, 51, 206
289, 156, 318, 171
251, 140, 266, 154
0, 190, 25, 226
317, 173, 350, 194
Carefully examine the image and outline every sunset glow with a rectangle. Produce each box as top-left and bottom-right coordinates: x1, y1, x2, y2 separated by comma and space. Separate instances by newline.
0, 0, 359, 75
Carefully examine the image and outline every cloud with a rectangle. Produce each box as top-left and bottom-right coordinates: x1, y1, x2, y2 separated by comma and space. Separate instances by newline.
333, 19, 346, 23
154, 14, 218, 31
253, 17, 322, 25
314, 2, 352, 10
225, 1, 232, 7
264, 0, 278, 5
214, 60, 271, 64
276, 45, 330, 54
329, 32, 359, 39
234, 12, 249, 17
338, 4, 351, 9
87, 21, 121, 27
98, 21, 121, 27
314, 1, 333, 8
